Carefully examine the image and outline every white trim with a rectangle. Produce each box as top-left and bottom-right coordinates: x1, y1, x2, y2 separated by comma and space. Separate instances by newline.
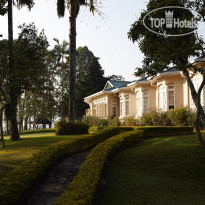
84, 91, 109, 102
103, 81, 114, 90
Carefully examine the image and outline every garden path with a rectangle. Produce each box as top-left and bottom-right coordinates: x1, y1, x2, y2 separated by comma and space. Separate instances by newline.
25, 150, 90, 205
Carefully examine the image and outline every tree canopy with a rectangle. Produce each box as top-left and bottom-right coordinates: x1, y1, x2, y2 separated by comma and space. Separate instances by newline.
76, 46, 107, 119
128, 0, 205, 146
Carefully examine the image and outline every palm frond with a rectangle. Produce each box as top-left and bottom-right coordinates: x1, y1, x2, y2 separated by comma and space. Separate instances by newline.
53, 38, 60, 45
57, 0, 65, 18
15, 0, 35, 10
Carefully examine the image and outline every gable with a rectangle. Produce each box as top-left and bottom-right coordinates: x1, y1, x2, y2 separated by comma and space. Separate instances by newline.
104, 82, 113, 90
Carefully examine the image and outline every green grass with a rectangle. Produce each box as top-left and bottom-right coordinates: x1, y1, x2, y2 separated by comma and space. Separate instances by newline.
100, 133, 205, 205
0, 132, 83, 179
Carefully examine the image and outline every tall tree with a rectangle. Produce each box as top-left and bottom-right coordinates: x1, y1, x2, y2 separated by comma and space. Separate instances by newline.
56, 0, 99, 121
76, 46, 107, 118
0, 23, 49, 145
107, 75, 125, 81
52, 38, 69, 118
5, 0, 35, 140
128, 0, 205, 146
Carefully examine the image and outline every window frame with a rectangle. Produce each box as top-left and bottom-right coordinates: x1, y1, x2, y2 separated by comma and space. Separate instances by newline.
167, 84, 175, 110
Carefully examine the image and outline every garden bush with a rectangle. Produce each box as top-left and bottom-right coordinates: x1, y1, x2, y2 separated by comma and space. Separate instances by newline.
124, 116, 138, 126
82, 116, 121, 128
0, 126, 133, 205
167, 107, 195, 126
108, 116, 121, 126
137, 126, 194, 137
97, 119, 109, 128
82, 116, 100, 127
140, 112, 153, 126
140, 107, 196, 126
20, 128, 55, 135
55, 119, 89, 135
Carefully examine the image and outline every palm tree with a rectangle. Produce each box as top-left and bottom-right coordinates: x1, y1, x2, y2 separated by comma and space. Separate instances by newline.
53, 38, 69, 118
7, 0, 34, 140
57, 0, 97, 121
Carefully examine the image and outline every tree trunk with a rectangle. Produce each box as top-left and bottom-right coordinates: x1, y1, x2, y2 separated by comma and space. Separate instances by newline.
10, 98, 20, 140
68, 0, 77, 121
182, 69, 205, 125
19, 117, 23, 131
0, 106, 5, 148
24, 116, 28, 130
182, 68, 205, 146
8, 0, 20, 141
4, 108, 9, 133
194, 77, 205, 147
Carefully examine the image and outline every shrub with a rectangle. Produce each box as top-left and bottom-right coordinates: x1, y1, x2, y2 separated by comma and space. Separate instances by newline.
140, 112, 153, 126
167, 107, 189, 126
82, 116, 100, 127
140, 107, 196, 127
108, 116, 121, 126
159, 111, 172, 126
82, 116, 121, 128
55, 119, 89, 135
56, 129, 144, 205
187, 109, 197, 126
20, 128, 55, 135
137, 126, 194, 137
0, 126, 133, 205
124, 116, 137, 126
97, 119, 109, 128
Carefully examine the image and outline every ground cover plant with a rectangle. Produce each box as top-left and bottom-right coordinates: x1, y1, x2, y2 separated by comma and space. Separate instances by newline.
100, 132, 205, 205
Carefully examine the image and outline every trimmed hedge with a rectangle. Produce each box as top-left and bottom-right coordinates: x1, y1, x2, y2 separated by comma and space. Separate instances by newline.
3, 128, 55, 136
56, 129, 144, 205
20, 128, 55, 135
55, 119, 89, 135
137, 126, 194, 137
0, 126, 133, 205
55, 126, 194, 205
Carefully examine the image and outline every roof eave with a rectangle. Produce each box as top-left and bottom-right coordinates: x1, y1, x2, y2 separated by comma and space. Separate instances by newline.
84, 91, 109, 102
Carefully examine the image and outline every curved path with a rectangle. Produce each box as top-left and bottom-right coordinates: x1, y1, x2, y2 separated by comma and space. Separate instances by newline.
26, 150, 90, 205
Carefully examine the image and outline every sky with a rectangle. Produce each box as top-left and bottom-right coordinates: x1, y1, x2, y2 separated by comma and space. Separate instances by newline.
0, 0, 147, 81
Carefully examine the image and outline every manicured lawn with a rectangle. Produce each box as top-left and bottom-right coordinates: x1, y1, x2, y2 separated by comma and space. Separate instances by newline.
0, 132, 87, 179
100, 133, 205, 205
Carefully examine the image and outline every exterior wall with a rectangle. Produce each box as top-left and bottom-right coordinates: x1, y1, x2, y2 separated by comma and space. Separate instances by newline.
118, 90, 136, 119
135, 84, 156, 117
156, 75, 184, 111
88, 94, 109, 118
107, 94, 119, 118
